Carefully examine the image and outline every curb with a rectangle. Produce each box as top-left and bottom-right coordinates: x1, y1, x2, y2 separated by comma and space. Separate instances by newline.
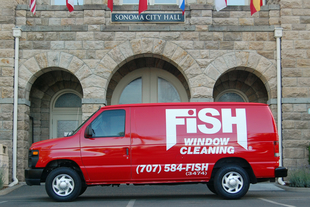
275, 183, 310, 192
0, 183, 25, 196
249, 182, 283, 191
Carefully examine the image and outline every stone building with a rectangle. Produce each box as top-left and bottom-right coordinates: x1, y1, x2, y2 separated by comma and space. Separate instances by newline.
0, 0, 309, 183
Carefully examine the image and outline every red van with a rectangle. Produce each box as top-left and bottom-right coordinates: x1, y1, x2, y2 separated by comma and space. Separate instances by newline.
25, 102, 287, 201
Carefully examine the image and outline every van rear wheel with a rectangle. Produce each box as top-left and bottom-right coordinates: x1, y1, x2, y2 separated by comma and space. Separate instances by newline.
45, 167, 82, 202
214, 165, 249, 199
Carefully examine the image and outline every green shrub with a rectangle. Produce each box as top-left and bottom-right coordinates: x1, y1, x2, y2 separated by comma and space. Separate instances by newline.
289, 168, 310, 188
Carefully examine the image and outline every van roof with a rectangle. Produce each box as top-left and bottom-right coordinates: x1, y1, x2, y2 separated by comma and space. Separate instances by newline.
101, 102, 267, 109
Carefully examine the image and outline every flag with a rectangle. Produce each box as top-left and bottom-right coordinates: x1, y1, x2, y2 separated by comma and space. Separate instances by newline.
108, 0, 113, 12
139, 0, 147, 14
250, 0, 263, 15
215, 0, 227, 11
179, 0, 185, 15
29, 0, 36, 15
66, 0, 74, 12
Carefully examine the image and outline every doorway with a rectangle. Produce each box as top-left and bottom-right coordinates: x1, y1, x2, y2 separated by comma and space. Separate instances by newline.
50, 90, 82, 138
111, 68, 188, 104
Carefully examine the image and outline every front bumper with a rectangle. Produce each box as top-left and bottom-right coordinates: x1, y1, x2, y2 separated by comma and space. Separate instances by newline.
25, 168, 44, 185
275, 167, 288, 177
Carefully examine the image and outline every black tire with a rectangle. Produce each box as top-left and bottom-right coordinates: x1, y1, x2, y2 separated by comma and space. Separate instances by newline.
207, 182, 217, 194
45, 167, 82, 202
214, 165, 250, 199
79, 186, 87, 195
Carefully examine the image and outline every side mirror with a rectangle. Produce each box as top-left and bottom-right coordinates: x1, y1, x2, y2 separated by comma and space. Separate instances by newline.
84, 125, 93, 138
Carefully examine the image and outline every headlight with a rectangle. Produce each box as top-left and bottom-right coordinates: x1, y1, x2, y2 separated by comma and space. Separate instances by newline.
28, 150, 39, 168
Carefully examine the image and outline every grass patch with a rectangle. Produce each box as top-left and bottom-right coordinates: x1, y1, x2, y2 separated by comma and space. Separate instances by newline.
288, 167, 310, 187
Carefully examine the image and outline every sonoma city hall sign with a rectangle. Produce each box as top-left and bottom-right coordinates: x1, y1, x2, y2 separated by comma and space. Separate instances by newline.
111, 13, 184, 23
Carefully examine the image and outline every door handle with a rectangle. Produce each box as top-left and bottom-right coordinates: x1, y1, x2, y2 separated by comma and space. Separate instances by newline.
124, 147, 129, 159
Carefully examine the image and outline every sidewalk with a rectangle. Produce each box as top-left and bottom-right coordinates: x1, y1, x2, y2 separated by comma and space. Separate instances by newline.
249, 182, 284, 191
0, 183, 25, 196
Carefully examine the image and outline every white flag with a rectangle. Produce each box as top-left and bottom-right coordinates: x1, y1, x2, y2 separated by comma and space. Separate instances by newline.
29, 0, 36, 15
215, 0, 227, 11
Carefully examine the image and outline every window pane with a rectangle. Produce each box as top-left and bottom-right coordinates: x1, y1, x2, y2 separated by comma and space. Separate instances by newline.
55, 93, 82, 108
57, 120, 79, 137
54, 0, 83, 5
227, 0, 246, 5
158, 78, 180, 103
91, 110, 126, 137
155, 0, 176, 4
119, 78, 142, 104
123, 0, 139, 4
217, 92, 245, 102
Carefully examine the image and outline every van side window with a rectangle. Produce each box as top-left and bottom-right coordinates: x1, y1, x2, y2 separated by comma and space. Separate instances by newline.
90, 110, 125, 137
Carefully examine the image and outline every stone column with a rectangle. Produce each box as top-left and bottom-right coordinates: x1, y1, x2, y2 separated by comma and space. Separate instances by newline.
0, 103, 13, 183
16, 103, 31, 181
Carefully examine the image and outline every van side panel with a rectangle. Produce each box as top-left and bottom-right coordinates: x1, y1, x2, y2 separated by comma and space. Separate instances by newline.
130, 106, 189, 182
130, 103, 278, 183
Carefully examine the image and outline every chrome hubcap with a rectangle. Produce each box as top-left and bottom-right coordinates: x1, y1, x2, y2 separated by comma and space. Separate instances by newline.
222, 171, 243, 194
52, 174, 75, 197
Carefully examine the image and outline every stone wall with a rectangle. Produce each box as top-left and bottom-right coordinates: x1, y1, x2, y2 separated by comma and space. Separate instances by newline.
280, 0, 310, 168
0, 0, 18, 183
1, 0, 310, 182
11, 3, 280, 182
27, 0, 282, 6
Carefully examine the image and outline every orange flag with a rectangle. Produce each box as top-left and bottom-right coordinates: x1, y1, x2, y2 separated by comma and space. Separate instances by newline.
250, 0, 263, 15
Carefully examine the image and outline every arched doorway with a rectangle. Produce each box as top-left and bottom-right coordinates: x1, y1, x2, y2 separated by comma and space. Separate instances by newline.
50, 90, 82, 139
111, 68, 188, 104
107, 57, 190, 105
29, 70, 83, 142
213, 70, 268, 103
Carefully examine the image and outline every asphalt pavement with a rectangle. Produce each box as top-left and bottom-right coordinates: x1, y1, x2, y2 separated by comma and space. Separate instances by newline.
0, 182, 310, 207
1, 182, 310, 207
0, 181, 288, 196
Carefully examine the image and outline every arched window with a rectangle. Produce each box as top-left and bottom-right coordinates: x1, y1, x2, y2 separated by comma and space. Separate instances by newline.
158, 77, 181, 103
119, 78, 142, 104
55, 93, 82, 108
215, 89, 249, 102
112, 68, 188, 105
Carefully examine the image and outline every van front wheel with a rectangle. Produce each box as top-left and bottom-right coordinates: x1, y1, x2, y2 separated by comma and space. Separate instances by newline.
214, 165, 249, 199
206, 182, 217, 194
45, 167, 82, 202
